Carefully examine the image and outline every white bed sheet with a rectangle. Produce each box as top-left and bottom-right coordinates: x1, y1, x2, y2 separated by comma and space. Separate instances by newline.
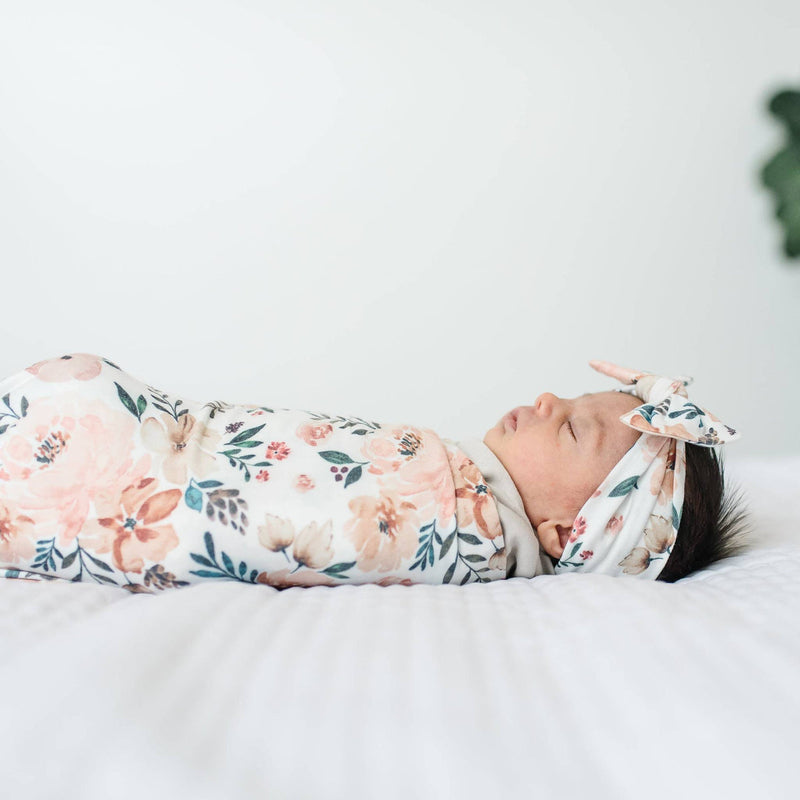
0, 455, 798, 800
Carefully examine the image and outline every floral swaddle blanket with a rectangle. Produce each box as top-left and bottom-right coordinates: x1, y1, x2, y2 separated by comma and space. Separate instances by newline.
0, 355, 507, 592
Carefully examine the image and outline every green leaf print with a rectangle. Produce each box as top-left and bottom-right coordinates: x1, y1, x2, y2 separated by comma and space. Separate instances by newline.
439, 531, 456, 559
204, 531, 216, 561
319, 450, 355, 465
566, 541, 581, 560
608, 476, 639, 497
344, 465, 362, 488
321, 561, 357, 577
188, 531, 259, 584
115, 382, 142, 421
0, 393, 29, 429
227, 425, 266, 445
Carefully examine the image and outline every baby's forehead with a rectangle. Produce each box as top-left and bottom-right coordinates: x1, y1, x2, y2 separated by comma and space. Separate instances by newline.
579, 389, 640, 412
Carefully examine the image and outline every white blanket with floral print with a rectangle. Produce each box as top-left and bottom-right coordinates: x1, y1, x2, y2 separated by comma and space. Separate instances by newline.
0, 354, 507, 590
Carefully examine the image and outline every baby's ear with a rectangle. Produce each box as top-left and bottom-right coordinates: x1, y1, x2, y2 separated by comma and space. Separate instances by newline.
536, 518, 574, 559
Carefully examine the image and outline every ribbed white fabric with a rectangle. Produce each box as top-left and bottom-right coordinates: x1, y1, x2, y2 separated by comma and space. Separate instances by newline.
0, 457, 797, 800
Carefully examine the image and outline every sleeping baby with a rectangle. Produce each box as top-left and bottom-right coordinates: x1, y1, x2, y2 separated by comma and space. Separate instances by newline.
0, 354, 746, 591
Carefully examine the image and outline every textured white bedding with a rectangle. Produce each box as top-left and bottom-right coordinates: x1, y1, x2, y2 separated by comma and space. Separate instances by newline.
0, 456, 798, 800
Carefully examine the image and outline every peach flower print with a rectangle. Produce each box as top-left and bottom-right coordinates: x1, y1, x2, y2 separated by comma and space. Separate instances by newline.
265, 441, 291, 460
650, 443, 677, 506
0, 497, 38, 565
641, 435, 669, 459
80, 477, 181, 573
297, 422, 333, 447
488, 548, 507, 572
452, 453, 502, 540
618, 546, 651, 575
0, 394, 141, 545
141, 412, 220, 485
376, 576, 414, 587
643, 515, 676, 554
257, 568, 337, 588
292, 519, 335, 570
257, 513, 294, 557
255, 469, 270, 482
25, 353, 103, 383
628, 415, 695, 443
345, 487, 421, 572
294, 475, 315, 493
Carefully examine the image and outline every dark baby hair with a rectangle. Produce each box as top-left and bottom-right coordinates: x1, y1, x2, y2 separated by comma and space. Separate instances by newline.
656, 444, 750, 583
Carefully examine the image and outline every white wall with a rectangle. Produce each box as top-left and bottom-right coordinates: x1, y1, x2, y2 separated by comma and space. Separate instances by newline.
1, 0, 798, 456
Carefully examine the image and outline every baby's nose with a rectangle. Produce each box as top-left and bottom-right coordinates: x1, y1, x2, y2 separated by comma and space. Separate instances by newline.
534, 392, 560, 415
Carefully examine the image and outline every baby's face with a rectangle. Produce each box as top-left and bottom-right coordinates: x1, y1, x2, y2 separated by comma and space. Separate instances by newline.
483, 390, 642, 560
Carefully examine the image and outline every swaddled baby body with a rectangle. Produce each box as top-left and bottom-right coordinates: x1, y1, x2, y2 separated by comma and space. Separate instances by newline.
0, 354, 744, 590
0, 354, 549, 590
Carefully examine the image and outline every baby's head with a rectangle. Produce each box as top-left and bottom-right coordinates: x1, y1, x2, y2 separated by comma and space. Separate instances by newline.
483, 368, 748, 581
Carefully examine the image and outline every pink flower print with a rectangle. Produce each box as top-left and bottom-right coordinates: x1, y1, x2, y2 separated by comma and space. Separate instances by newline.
25, 353, 103, 383
579, 550, 594, 560
294, 474, 315, 493
361, 429, 407, 476
591, 488, 603, 499
569, 515, 587, 543
0, 394, 141, 546
606, 515, 624, 534
297, 422, 333, 447
374, 427, 455, 530
265, 441, 291, 461
255, 469, 270, 483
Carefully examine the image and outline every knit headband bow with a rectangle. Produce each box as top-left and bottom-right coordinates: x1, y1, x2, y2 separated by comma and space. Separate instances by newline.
553, 361, 740, 579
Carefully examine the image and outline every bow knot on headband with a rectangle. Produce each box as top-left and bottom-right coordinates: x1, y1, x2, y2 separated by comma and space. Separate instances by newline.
590, 360, 740, 447
553, 361, 740, 580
